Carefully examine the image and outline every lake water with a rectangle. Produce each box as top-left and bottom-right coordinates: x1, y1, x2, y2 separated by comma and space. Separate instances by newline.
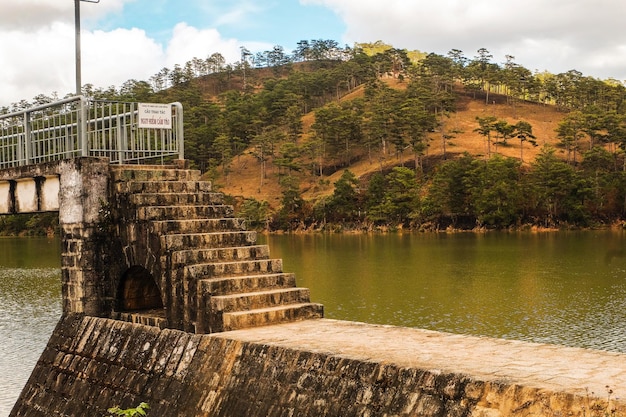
1, 231, 626, 416
261, 231, 626, 351
0, 238, 61, 417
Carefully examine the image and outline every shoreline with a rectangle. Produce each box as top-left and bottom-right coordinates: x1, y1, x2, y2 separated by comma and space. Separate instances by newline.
257, 220, 626, 235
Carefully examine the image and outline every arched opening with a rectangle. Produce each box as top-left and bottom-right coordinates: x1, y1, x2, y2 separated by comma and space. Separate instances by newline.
118, 266, 163, 311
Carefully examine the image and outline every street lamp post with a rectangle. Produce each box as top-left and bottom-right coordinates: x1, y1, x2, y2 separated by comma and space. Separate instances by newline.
74, 0, 100, 95
74, 0, 99, 157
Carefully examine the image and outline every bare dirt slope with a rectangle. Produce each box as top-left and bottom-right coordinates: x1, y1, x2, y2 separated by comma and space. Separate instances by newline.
215, 88, 565, 208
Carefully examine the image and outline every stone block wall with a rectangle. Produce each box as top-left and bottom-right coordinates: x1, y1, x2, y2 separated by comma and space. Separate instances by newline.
10, 315, 623, 417
56, 158, 111, 316
0, 158, 111, 316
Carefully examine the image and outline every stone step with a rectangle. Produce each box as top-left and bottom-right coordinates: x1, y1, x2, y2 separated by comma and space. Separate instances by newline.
210, 288, 312, 313
198, 273, 297, 296
137, 204, 234, 221
161, 231, 257, 251
169, 245, 270, 266
152, 218, 246, 235
115, 180, 213, 194
185, 259, 283, 279
109, 166, 324, 335
221, 303, 324, 331
112, 309, 168, 329
110, 166, 201, 182
130, 192, 224, 207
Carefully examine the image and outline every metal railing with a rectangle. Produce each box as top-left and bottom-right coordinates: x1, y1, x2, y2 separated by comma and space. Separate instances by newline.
0, 96, 184, 168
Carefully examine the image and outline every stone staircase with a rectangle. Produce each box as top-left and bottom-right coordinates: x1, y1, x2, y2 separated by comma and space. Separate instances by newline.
110, 165, 323, 333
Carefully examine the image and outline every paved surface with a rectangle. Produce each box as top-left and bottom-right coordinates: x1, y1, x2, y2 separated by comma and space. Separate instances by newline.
218, 318, 626, 398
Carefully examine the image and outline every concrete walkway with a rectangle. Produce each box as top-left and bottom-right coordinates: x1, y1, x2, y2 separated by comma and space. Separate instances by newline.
218, 318, 626, 399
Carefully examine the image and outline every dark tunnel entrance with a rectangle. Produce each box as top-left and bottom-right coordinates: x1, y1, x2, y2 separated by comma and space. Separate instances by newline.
118, 266, 163, 312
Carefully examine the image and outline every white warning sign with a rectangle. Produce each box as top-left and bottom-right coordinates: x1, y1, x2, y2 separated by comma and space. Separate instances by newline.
138, 103, 172, 129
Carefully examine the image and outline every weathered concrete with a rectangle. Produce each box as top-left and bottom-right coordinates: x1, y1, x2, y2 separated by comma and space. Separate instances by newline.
105, 164, 323, 333
0, 172, 60, 214
0, 158, 110, 315
0, 159, 323, 330
58, 159, 110, 316
10, 314, 626, 417
0, 159, 107, 218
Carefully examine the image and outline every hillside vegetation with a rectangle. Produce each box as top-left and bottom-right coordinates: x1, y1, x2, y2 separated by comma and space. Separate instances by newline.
4, 40, 626, 232
218, 84, 564, 207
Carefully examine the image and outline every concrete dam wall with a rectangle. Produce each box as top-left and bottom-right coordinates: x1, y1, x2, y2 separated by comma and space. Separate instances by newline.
11, 314, 626, 417
5, 160, 626, 417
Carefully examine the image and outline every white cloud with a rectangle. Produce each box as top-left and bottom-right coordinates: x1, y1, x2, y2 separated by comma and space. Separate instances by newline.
212, 2, 264, 27
0, 5, 256, 107
164, 23, 241, 68
0, 22, 73, 105
0, 2, 68, 30
0, 0, 141, 106
6, 0, 626, 108
191, 0, 264, 27
0, 24, 162, 106
303, 0, 626, 81
0, 0, 128, 30
83, 28, 165, 88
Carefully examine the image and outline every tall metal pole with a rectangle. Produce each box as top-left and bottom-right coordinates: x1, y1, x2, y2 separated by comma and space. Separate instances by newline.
74, 0, 99, 156
75, 0, 81, 95
75, 0, 99, 96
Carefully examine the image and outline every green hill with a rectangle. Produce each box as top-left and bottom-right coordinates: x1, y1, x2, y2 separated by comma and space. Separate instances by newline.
5, 41, 626, 232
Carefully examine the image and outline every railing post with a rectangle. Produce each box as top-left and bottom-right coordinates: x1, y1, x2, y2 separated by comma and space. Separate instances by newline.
22, 111, 31, 166
79, 96, 88, 157
172, 102, 184, 160
117, 113, 124, 164
1, 97, 183, 167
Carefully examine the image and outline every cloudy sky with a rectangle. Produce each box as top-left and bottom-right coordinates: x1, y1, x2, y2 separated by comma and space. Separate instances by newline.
2, 0, 626, 107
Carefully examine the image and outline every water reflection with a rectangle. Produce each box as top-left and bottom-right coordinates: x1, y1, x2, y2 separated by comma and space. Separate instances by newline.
263, 231, 626, 353
0, 238, 61, 417
1, 232, 626, 416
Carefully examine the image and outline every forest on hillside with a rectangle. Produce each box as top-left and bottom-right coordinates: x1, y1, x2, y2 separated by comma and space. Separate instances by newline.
3, 40, 626, 233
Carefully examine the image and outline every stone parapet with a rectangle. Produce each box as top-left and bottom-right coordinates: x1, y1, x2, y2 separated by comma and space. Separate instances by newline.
11, 315, 626, 417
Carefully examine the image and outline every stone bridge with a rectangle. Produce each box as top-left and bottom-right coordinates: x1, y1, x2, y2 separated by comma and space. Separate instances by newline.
0, 157, 322, 333
5, 158, 626, 417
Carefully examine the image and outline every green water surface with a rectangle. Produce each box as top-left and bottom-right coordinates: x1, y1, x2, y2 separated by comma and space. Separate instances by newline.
262, 230, 626, 351
2, 231, 626, 416
0, 237, 61, 417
